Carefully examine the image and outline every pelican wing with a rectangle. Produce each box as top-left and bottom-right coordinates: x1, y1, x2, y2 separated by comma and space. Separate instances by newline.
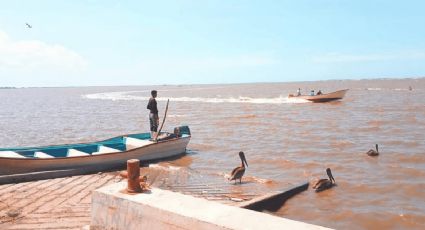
312, 179, 328, 189
313, 179, 333, 192
229, 166, 245, 180
230, 166, 240, 176
366, 149, 378, 156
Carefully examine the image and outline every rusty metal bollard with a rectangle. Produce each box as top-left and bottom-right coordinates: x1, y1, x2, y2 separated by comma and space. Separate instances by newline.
126, 159, 142, 193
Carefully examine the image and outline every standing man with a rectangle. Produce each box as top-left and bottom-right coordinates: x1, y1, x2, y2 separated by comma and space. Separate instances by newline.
147, 90, 159, 139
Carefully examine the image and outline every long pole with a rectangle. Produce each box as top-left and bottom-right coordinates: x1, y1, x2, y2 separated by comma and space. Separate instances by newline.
155, 99, 169, 140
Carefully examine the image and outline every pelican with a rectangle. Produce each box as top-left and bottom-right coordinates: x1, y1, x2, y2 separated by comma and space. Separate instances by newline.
25, 23, 32, 28
229, 151, 248, 184
312, 168, 335, 192
366, 144, 379, 156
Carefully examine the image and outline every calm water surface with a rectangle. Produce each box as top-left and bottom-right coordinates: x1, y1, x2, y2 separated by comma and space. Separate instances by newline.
1, 78, 424, 229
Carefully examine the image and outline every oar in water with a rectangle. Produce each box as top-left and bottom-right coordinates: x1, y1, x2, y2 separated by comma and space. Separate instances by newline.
155, 99, 170, 140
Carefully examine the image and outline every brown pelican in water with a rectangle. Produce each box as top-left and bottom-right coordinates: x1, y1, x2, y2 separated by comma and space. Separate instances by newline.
312, 168, 335, 192
229, 151, 248, 184
366, 144, 379, 156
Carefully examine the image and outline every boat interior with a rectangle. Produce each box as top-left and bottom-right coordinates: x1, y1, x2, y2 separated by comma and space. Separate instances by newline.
0, 126, 191, 159
0, 131, 189, 159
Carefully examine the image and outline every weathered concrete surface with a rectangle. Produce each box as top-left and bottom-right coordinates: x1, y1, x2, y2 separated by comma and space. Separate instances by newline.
0, 169, 89, 185
0, 172, 124, 230
0, 168, 262, 230
91, 182, 332, 230
0, 166, 318, 230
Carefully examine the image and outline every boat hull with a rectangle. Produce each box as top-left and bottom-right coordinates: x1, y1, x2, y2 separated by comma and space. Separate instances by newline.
0, 134, 190, 175
289, 89, 348, 102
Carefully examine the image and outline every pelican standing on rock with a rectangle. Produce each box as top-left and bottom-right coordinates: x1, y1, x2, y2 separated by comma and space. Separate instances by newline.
229, 151, 248, 184
366, 144, 379, 156
313, 168, 335, 192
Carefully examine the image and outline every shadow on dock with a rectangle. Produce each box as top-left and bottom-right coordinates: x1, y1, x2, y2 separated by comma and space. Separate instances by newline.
238, 182, 309, 212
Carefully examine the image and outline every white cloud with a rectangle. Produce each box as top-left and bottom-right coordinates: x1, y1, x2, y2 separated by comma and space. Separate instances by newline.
312, 51, 425, 63
0, 30, 87, 71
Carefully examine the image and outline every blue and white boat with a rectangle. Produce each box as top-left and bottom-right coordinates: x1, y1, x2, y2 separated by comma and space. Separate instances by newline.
0, 126, 190, 176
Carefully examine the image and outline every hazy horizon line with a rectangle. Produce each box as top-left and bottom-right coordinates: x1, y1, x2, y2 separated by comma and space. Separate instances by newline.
1, 76, 424, 89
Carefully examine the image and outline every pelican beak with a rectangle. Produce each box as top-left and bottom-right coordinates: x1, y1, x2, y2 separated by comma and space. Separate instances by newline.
243, 155, 248, 167
327, 169, 335, 183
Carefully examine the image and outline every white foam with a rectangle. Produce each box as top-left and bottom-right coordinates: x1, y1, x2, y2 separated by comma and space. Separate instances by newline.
168, 115, 186, 118
149, 163, 182, 171
83, 91, 146, 101
365, 87, 413, 91
83, 91, 311, 104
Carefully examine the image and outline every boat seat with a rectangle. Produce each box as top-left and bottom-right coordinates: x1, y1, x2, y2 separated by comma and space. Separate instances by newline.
0, 151, 26, 158
34, 151, 54, 158
92, 146, 121, 155
67, 149, 90, 157
124, 137, 154, 150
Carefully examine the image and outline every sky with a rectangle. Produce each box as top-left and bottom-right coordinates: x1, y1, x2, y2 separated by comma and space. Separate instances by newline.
1, 0, 425, 87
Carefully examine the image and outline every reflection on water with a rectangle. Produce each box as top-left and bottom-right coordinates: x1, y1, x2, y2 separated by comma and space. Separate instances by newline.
0, 78, 424, 229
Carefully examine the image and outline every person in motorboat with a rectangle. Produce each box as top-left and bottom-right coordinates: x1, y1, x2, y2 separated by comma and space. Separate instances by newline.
310, 90, 315, 96
317, 90, 322, 95
147, 90, 159, 139
297, 88, 301, 96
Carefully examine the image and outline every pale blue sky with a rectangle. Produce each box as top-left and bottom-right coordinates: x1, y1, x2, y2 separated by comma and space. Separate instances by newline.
1, 0, 424, 87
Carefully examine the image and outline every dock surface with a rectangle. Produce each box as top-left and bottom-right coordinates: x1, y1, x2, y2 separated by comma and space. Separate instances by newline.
0, 170, 307, 230
0, 172, 123, 230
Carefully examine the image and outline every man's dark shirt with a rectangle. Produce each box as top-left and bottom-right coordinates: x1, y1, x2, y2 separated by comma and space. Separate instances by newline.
147, 98, 158, 114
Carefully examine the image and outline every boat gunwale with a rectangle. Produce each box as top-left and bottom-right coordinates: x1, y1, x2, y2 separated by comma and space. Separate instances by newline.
290, 89, 349, 100
0, 133, 191, 161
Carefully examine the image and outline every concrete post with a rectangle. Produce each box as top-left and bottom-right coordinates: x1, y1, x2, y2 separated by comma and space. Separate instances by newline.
126, 159, 142, 193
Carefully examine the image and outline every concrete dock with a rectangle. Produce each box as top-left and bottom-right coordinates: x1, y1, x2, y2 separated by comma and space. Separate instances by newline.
0, 170, 327, 230
0, 172, 125, 230
0, 171, 272, 229
91, 182, 331, 230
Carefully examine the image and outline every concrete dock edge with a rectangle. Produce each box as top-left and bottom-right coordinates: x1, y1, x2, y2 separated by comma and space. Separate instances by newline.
90, 182, 333, 230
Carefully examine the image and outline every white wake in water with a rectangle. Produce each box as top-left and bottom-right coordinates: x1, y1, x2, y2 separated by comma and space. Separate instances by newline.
83, 91, 310, 104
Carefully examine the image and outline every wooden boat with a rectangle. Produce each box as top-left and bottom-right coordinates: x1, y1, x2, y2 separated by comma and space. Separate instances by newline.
288, 89, 348, 102
0, 126, 191, 175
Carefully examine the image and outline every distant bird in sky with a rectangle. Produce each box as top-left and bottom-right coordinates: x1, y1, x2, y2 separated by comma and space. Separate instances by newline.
25, 23, 32, 28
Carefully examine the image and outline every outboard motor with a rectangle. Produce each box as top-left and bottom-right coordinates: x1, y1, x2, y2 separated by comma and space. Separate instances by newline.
174, 126, 190, 137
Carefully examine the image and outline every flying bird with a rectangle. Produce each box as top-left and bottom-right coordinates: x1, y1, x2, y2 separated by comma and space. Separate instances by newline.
25, 23, 32, 28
